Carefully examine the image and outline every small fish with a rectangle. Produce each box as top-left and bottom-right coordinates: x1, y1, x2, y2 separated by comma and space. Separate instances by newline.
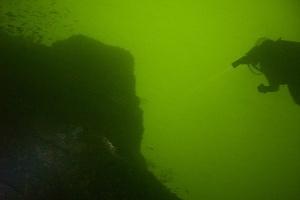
146, 145, 155, 151
16, 27, 23, 33
49, 11, 58, 15
184, 189, 189, 194
5, 12, 16, 18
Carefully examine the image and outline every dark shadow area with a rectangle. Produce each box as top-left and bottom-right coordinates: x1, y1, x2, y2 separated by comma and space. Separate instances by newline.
232, 38, 300, 105
0, 30, 181, 200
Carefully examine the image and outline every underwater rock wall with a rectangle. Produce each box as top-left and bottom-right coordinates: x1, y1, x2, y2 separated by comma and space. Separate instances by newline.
0, 30, 181, 200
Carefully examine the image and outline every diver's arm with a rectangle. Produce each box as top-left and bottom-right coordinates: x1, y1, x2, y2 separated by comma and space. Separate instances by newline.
258, 72, 280, 93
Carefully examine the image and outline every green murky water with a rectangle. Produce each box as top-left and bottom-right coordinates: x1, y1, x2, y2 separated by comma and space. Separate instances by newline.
2, 0, 300, 199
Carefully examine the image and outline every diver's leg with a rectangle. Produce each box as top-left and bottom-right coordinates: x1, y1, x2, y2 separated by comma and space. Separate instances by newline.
288, 82, 300, 105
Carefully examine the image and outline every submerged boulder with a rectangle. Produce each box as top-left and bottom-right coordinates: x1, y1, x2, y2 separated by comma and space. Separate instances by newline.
0, 31, 180, 200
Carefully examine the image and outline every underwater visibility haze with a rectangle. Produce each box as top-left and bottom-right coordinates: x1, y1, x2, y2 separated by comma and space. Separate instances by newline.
1, 0, 300, 199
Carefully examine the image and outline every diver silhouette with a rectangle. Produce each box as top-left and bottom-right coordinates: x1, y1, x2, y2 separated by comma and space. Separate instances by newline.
233, 38, 300, 105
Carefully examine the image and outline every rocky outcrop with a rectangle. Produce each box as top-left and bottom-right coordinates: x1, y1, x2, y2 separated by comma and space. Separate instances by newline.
0, 31, 181, 200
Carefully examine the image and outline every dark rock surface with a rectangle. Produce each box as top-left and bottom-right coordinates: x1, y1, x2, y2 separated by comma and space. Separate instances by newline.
0, 30, 181, 200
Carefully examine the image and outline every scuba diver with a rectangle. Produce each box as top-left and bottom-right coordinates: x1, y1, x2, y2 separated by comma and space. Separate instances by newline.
232, 38, 300, 105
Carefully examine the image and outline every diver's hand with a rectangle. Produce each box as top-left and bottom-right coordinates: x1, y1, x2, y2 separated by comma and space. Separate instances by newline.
257, 84, 268, 93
